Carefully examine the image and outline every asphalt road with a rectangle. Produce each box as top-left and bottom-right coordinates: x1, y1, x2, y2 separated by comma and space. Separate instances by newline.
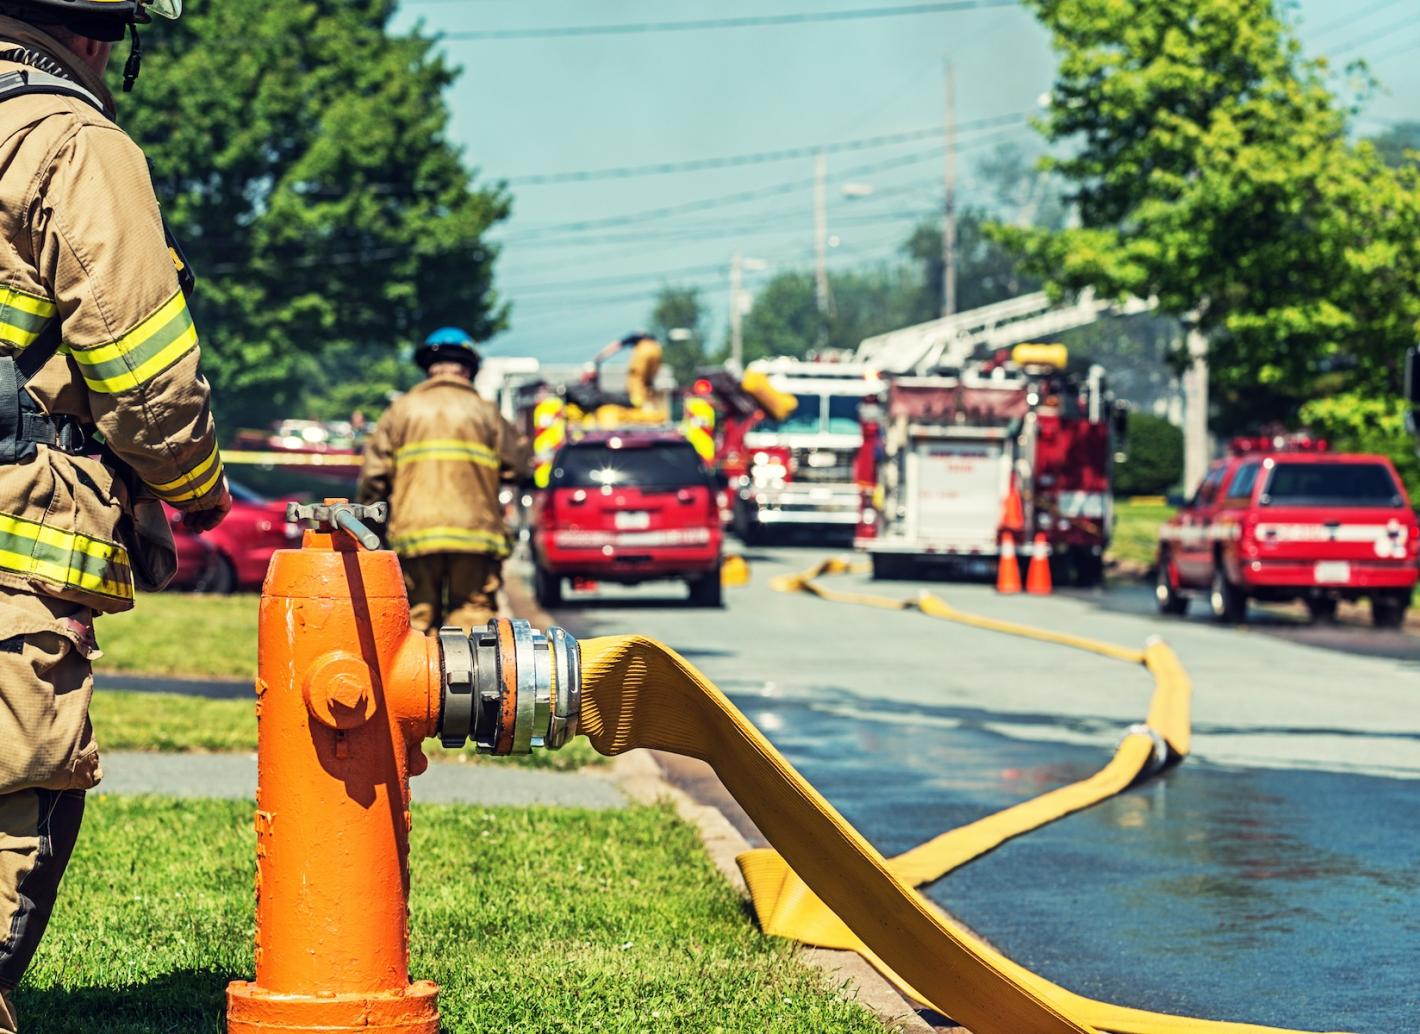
531, 544, 1420, 1034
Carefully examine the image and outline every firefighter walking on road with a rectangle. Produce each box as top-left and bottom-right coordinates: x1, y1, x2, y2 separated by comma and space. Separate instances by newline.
0, 2, 229, 1028
358, 328, 531, 633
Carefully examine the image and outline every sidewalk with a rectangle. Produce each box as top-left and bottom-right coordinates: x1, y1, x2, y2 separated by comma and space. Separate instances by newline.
94, 751, 628, 808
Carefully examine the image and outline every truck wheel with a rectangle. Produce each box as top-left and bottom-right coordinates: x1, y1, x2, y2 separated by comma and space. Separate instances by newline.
1209, 567, 1247, 624
533, 564, 563, 609
1073, 549, 1105, 588
688, 567, 724, 608
733, 503, 763, 546
1154, 555, 1188, 616
1305, 596, 1338, 624
1371, 593, 1409, 630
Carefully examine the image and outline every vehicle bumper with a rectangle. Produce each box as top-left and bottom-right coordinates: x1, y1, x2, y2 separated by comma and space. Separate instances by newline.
740, 486, 861, 526
859, 539, 998, 557
536, 537, 720, 581
1237, 559, 1418, 592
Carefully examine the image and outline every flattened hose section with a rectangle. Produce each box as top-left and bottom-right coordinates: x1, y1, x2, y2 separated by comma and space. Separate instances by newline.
577, 634, 1094, 1034
572, 558, 1346, 1034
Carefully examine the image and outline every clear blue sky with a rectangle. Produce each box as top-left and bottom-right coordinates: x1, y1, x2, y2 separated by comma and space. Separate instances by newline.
390, 0, 1420, 367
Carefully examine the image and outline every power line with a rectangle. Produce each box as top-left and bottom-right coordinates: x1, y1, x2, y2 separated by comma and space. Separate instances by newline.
502, 114, 1025, 185
1310, 0, 1407, 39
440, 1, 1019, 42
1367, 32, 1420, 66
502, 125, 1029, 242
501, 148, 944, 241
1330, 11, 1420, 56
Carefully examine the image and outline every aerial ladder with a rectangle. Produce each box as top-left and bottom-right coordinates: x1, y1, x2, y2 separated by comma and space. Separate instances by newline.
855, 288, 1155, 375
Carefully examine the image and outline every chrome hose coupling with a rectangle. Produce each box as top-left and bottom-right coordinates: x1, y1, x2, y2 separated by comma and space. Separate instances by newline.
437, 618, 581, 754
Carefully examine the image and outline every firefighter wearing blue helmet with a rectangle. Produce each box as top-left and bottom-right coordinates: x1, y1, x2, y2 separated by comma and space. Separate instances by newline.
358, 329, 531, 633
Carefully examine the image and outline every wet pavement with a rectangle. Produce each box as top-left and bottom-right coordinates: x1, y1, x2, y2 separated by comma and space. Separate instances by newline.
721, 678, 1419, 1033
538, 544, 1420, 1033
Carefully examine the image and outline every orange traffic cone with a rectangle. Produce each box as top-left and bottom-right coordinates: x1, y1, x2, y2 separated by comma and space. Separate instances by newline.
1001, 479, 1025, 534
996, 532, 1022, 594
1026, 533, 1053, 595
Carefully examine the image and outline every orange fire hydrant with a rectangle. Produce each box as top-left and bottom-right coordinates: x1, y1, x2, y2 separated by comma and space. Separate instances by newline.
227, 501, 580, 1034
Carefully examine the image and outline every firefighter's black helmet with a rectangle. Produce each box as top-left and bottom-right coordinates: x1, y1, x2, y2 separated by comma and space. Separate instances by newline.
415, 327, 481, 375
0, 0, 180, 42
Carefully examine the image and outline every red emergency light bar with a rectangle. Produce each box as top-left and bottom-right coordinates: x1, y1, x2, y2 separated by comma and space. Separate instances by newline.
1229, 433, 1330, 455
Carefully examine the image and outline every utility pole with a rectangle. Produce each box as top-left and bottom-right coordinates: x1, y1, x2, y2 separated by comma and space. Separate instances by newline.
814, 151, 831, 332
941, 60, 957, 318
1182, 321, 1210, 492
730, 252, 744, 372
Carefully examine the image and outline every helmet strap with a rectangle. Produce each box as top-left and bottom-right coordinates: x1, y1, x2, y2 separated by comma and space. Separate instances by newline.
121, 21, 141, 92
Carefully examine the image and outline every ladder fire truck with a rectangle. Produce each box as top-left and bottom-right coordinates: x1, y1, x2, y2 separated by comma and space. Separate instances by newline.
853, 291, 1143, 584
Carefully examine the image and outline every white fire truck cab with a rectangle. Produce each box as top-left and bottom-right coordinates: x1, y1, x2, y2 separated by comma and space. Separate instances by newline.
731, 357, 878, 543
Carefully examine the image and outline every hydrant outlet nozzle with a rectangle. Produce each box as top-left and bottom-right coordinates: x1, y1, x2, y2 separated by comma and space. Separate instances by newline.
437, 618, 581, 753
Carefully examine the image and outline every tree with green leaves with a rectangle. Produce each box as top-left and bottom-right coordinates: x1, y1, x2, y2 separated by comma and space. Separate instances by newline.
118, 0, 509, 429
994, 0, 1420, 422
648, 285, 709, 387
903, 209, 1042, 318
729, 268, 925, 364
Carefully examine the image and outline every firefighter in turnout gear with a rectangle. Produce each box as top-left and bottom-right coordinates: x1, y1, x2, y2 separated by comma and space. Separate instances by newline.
357, 328, 531, 633
0, 0, 228, 1027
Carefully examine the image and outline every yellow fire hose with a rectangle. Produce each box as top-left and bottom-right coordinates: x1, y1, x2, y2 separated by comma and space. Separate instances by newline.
575, 558, 1343, 1034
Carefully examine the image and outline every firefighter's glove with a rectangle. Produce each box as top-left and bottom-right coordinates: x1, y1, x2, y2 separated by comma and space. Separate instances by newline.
183, 482, 232, 533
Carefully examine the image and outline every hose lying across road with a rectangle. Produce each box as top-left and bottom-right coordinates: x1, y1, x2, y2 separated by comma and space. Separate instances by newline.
576, 557, 1341, 1034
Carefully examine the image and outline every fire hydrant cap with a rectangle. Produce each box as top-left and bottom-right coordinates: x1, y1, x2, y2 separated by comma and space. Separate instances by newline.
303, 651, 378, 729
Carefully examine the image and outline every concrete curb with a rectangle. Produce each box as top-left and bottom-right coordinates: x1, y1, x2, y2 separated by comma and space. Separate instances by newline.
505, 567, 946, 1034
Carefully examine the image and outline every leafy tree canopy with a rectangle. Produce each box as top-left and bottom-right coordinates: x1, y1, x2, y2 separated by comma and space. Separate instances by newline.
116, 0, 509, 430
648, 286, 709, 387
993, 0, 1420, 408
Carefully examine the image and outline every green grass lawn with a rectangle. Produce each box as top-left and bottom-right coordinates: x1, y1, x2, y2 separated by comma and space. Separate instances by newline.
96, 593, 257, 679
16, 796, 887, 1034
90, 690, 604, 770
1108, 499, 1176, 573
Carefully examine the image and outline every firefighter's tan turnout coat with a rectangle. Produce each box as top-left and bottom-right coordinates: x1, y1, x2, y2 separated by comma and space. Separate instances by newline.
0, 18, 224, 614
357, 373, 531, 558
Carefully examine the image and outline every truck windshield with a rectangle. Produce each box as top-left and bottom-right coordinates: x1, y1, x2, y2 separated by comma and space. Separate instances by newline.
825, 396, 863, 435
1262, 462, 1403, 507
755, 394, 822, 434
552, 442, 708, 489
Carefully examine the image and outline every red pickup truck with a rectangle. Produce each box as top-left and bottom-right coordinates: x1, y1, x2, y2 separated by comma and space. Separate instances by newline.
1155, 440, 1417, 627
531, 430, 724, 608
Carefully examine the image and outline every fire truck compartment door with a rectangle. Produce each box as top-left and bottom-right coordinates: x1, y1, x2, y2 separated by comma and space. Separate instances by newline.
906, 438, 1009, 551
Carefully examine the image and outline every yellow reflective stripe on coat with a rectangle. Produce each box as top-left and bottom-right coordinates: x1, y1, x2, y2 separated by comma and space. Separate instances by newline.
394, 439, 500, 469
390, 526, 509, 556
69, 290, 198, 394
0, 286, 57, 349
0, 510, 133, 601
147, 443, 225, 503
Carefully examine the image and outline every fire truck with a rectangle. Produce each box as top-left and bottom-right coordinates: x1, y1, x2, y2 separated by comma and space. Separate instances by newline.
854, 344, 1127, 585
719, 357, 879, 543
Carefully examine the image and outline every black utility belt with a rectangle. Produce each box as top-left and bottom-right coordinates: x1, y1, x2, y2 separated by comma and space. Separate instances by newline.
6, 413, 91, 457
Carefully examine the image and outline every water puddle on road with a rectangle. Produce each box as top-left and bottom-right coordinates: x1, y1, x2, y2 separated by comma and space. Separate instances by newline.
723, 681, 1420, 1034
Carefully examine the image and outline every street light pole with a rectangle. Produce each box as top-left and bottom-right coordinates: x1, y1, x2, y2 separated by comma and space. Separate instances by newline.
814, 151, 831, 338
941, 60, 957, 318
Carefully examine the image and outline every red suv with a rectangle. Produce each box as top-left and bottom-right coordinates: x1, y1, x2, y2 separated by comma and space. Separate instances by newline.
531, 430, 724, 608
1156, 440, 1418, 627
